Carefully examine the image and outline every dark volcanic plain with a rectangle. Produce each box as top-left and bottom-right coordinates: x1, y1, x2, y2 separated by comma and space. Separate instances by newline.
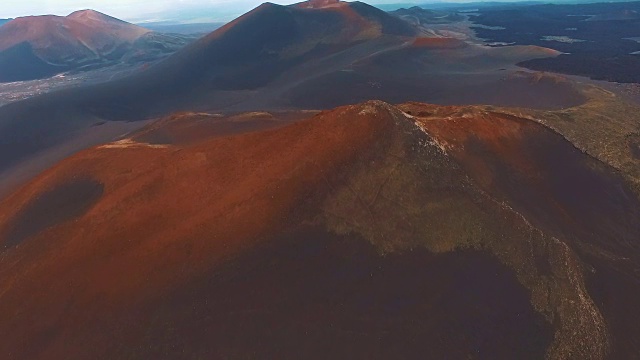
471, 1, 640, 82
1, 1, 640, 359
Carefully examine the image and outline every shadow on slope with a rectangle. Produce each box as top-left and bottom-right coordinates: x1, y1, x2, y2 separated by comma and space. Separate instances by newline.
0, 42, 68, 82
2, 178, 103, 251
122, 227, 551, 360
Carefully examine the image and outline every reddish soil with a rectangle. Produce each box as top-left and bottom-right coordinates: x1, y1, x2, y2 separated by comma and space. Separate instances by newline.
131, 111, 316, 145
0, 105, 395, 359
1, 101, 639, 358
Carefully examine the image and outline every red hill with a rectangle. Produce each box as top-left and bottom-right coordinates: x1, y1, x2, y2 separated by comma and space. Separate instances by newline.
0, 101, 638, 359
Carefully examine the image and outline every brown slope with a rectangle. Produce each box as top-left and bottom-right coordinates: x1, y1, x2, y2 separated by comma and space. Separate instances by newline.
1, 101, 639, 358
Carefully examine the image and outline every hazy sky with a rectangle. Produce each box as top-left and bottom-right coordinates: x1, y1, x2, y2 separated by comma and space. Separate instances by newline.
0, 0, 426, 23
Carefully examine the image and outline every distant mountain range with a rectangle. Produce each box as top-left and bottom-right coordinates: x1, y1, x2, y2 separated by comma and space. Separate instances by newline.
0, 10, 149, 63
0, 10, 192, 82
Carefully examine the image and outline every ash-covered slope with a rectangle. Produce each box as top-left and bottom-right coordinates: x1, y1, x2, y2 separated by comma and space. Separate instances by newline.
0, 101, 638, 359
145, 0, 415, 92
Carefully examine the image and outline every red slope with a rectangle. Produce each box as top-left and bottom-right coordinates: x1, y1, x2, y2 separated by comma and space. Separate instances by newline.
0, 101, 639, 358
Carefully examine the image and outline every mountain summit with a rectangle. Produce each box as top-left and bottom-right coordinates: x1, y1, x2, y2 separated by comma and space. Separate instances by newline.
66, 9, 148, 41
